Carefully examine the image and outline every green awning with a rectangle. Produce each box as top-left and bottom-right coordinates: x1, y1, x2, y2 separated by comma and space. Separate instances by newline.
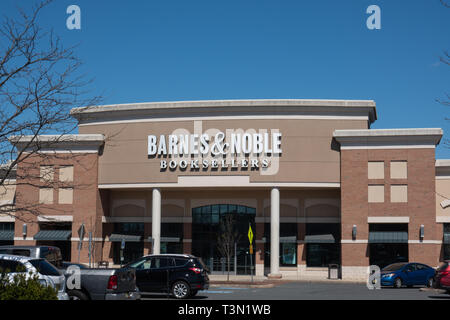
34, 230, 72, 241
368, 231, 408, 244
304, 234, 335, 244
444, 233, 450, 244
0, 230, 14, 241
109, 234, 142, 242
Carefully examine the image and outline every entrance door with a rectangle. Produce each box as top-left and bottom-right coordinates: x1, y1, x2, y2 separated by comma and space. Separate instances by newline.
192, 204, 256, 275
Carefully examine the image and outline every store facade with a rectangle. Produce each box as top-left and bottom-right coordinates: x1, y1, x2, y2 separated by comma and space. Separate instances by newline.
2, 99, 450, 280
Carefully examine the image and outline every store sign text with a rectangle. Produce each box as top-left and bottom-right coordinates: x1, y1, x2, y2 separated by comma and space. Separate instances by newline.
147, 131, 282, 171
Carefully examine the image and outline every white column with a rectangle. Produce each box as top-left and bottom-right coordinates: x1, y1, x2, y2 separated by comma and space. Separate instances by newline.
269, 187, 281, 278
152, 188, 161, 255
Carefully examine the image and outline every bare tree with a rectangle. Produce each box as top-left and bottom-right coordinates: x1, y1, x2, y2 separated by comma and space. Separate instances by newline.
217, 214, 240, 281
440, 0, 450, 9
437, 1, 450, 149
0, 0, 100, 220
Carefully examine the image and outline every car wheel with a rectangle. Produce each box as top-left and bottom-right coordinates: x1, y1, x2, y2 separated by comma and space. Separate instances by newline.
68, 290, 89, 301
427, 277, 434, 288
172, 281, 191, 299
393, 278, 402, 289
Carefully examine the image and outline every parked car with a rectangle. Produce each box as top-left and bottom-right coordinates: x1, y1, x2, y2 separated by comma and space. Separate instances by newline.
434, 261, 450, 293
380, 262, 436, 288
0, 245, 63, 268
0, 254, 69, 300
0, 246, 140, 300
124, 254, 209, 299
61, 261, 87, 269
59, 261, 140, 300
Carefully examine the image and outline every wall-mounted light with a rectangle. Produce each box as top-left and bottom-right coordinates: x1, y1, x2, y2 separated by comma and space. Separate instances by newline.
352, 225, 357, 240
22, 223, 27, 237
420, 225, 425, 240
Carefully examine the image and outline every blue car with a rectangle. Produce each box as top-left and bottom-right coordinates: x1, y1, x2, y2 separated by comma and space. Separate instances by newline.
380, 262, 435, 288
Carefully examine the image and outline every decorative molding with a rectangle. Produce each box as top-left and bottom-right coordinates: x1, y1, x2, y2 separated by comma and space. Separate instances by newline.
367, 216, 410, 223
0, 215, 15, 222
437, 216, 450, 223
98, 181, 341, 189
304, 198, 340, 209
37, 215, 73, 222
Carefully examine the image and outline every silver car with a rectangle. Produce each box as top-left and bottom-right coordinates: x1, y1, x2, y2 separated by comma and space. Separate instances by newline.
0, 254, 69, 300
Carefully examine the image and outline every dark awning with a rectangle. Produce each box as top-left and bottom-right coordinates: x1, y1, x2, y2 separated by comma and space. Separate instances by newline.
34, 230, 72, 241
280, 236, 297, 243
444, 233, 450, 244
368, 231, 408, 244
109, 234, 142, 242
0, 230, 14, 241
304, 234, 335, 244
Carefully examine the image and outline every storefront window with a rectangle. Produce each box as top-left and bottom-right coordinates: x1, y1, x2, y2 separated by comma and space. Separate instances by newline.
306, 243, 340, 267
113, 223, 144, 265
368, 223, 408, 269
36, 222, 72, 261
161, 223, 183, 254
281, 243, 297, 265
444, 224, 450, 260
264, 223, 298, 267
0, 222, 14, 246
305, 223, 341, 268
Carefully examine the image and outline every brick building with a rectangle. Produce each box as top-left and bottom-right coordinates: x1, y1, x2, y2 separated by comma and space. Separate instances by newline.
1, 99, 449, 280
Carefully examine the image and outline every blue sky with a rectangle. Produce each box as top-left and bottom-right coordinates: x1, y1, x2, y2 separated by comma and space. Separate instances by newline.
2, 0, 450, 157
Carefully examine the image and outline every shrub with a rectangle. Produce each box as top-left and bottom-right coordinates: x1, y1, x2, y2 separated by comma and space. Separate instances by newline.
0, 272, 58, 300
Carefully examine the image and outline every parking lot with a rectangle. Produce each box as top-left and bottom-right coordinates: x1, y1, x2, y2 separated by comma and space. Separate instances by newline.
140, 281, 450, 300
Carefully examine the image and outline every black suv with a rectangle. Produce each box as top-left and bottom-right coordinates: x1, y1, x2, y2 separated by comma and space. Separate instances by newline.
124, 254, 209, 299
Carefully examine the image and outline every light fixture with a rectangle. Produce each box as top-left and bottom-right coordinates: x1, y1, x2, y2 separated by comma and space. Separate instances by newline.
420, 225, 424, 239
22, 223, 27, 237
352, 225, 357, 240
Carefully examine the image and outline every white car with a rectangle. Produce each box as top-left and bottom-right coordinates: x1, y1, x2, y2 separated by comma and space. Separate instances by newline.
0, 254, 69, 300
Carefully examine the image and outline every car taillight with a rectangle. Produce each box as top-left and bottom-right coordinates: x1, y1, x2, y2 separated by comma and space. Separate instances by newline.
438, 266, 450, 276
189, 267, 202, 274
107, 275, 118, 290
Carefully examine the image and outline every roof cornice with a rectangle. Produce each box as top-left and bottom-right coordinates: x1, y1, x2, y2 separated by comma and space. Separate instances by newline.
333, 128, 443, 150
9, 134, 105, 153
70, 99, 377, 125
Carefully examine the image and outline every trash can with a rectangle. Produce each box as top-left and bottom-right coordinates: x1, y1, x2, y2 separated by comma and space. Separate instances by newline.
328, 264, 340, 280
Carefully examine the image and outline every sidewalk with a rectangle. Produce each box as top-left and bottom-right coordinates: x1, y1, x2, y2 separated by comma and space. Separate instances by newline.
208, 274, 366, 286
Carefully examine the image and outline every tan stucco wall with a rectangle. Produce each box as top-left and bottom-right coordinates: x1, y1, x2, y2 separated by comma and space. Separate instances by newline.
79, 118, 368, 185
436, 178, 450, 220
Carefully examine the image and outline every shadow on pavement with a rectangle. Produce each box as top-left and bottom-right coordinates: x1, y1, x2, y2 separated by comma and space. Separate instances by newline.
140, 293, 208, 300
428, 295, 450, 299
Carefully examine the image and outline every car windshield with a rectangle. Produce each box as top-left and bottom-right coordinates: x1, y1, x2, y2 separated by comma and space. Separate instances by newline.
29, 259, 61, 276
437, 262, 449, 271
382, 263, 407, 271
126, 258, 147, 269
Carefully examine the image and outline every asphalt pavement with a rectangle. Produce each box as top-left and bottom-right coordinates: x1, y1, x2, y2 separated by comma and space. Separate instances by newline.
140, 281, 450, 300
